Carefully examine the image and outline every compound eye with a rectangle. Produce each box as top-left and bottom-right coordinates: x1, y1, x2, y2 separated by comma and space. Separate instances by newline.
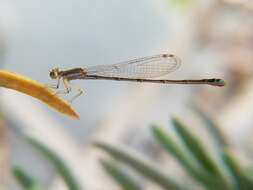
49, 71, 53, 78
49, 71, 57, 79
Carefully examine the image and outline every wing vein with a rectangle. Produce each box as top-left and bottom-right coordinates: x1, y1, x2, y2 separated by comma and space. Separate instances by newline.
85, 54, 181, 79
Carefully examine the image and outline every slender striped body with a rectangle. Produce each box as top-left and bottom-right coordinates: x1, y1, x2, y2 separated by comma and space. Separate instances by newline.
81, 74, 224, 87
56, 68, 225, 87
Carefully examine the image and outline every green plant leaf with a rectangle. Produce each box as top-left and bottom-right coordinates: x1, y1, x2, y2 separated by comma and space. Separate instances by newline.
244, 167, 253, 179
12, 166, 44, 190
28, 185, 45, 190
152, 126, 205, 178
100, 159, 141, 190
172, 118, 232, 189
152, 125, 228, 190
27, 137, 82, 190
172, 118, 223, 176
222, 150, 253, 190
190, 104, 228, 148
94, 141, 190, 190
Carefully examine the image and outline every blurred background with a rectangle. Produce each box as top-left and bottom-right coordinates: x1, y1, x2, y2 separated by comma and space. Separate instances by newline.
0, 0, 252, 189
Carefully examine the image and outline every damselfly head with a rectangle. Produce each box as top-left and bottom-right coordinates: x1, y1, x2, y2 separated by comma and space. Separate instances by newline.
49, 68, 60, 79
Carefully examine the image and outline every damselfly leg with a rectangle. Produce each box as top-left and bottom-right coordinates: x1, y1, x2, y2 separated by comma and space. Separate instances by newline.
46, 77, 60, 89
53, 78, 84, 102
69, 87, 83, 103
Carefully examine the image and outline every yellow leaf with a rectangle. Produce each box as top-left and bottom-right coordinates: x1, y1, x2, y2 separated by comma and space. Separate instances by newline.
0, 70, 79, 119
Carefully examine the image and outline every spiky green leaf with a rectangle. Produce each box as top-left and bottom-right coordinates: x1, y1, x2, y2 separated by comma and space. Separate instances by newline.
94, 141, 190, 190
172, 118, 223, 176
222, 150, 253, 190
152, 125, 229, 190
100, 159, 141, 190
190, 104, 228, 148
27, 137, 82, 190
12, 166, 44, 190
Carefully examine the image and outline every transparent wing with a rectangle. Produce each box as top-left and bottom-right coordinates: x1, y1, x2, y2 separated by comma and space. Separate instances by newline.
85, 54, 181, 79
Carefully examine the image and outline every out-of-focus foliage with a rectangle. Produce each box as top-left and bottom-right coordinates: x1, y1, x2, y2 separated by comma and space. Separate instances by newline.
152, 121, 232, 190
13, 137, 82, 190
190, 104, 229, 148
12, 108, 253, 190
100, 159, 142, 190
94, 142, 190, 190
222, 150, 253, 190
95, 109, 253, 190
12, 167, 45, 190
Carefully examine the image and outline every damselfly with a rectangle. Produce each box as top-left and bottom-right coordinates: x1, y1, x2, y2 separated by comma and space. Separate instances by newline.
49, 54, 225, 101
